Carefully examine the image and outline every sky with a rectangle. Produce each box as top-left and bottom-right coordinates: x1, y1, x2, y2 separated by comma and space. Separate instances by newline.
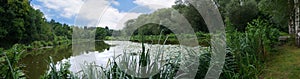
30, 0, 176, 30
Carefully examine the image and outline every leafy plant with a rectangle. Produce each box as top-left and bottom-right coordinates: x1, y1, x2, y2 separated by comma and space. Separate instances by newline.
0, 44, 25, 79
222, 18, 280, 79
41, 57, 77, 79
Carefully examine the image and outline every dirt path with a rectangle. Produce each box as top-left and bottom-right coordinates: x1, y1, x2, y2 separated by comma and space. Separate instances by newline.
262, 45, 300, 79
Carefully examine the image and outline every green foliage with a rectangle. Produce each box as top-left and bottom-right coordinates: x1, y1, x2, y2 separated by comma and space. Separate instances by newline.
0, 0, 73, 48
258, 0, 293, 31
123, 4, 208, 36
53, 36, 71, 46
172, 4, 208, 32
31, 41, 43, 48
96, 27, 108, 40
195, 53, 211, 78
0, 44, 26, 79
41, 57, 76, 79
225, 0, 259, 31
49, 20, 72, 39
224, 31, 261, 78
223, 18, 280, 78
246, 18, 280, 52
47, 41, 53, 46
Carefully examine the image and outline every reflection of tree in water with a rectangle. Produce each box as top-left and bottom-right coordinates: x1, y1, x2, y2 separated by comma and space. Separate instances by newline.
20, 41, 110, 79
19, 45, 72, 79
95, 41, 110, 52
72, 41, 110, 55
72, 41, 94, 55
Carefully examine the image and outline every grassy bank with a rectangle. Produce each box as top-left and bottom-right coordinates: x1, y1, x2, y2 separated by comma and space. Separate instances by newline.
107, 32, 211, 46
28, 36, 71, 50
262, 45, 300, 79
0, 37, 71, 79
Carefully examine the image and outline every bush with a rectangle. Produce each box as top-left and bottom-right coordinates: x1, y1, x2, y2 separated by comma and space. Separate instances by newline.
41, 41, 47, 47
47, 41, 53, 46
31, 41, 43, 48
168, 33, 176, 39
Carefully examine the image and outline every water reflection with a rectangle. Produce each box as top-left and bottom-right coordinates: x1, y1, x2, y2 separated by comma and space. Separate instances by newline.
72, 41, 110, 55
19, 41, 110, 79
20, 41, 203, 79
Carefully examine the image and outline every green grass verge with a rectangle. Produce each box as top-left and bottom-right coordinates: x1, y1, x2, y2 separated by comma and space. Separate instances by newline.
262, 45, 300, 79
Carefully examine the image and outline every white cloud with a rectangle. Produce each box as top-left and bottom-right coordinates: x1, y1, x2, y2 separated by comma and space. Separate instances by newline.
74, 0, 141, 29
34, 0, 140, 29
75, 0, 110, 26
36, 0, 84, 18
32, 0, 175, 30
98, 7, 142, 30
111, 0, 120, 6
133, 0, 176, 10
31, 4, 41, 10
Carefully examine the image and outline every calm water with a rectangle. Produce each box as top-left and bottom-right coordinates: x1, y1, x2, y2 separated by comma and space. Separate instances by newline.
19, 41, 202, 79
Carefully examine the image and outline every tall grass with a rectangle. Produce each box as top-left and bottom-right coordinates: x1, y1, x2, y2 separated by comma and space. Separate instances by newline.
220, 18, 280, 79
41, 57, 77, 79
0, 44, 26, 79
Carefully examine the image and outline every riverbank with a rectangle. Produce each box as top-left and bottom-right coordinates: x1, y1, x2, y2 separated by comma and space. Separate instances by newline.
261, 45, 300, 78
0, 38, 71, 79
107, 32, 211, 46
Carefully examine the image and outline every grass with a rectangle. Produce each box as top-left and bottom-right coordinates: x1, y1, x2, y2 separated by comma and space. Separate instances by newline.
262, 45, 300, 79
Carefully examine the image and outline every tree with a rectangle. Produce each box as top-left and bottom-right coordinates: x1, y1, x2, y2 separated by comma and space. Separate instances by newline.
225, 0, 259, 31
95, 27, 107, 40
259, 0, 297, 33
0, 0, 30, 47
123, 4, 208, 35
259, 0, 300, 46
0, 0, 73, 48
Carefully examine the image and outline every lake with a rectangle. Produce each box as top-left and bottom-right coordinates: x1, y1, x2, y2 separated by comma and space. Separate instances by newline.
19, 41, 204, 79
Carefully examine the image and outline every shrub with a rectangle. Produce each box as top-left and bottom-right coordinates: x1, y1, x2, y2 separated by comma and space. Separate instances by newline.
47, 41, 53, 46
31, 41, 43, 48
41, 41, 47, 47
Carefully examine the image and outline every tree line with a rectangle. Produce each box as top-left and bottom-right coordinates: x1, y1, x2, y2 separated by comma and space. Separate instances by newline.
0, 0, 114, 48
122, 0, 299, 35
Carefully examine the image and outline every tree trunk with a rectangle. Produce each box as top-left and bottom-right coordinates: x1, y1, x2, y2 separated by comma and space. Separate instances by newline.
294, 0, 300, 47
289, 0, 295, 34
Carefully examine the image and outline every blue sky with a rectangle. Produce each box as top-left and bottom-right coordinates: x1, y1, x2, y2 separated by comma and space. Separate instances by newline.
111, 0, 139, 12
111, 0, 152, 13
31, 0, 175, 30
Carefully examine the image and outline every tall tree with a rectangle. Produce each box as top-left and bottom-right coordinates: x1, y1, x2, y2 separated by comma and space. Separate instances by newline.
0, 0, 72, 48
225, 0, 259, 31
259, 0, 297, 33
